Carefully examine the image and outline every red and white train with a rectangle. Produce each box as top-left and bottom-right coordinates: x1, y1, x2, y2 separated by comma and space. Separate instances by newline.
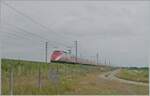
51, 50, 95, 65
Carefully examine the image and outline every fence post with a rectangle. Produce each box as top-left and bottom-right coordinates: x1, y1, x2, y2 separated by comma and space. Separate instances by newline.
9, 64, 13, 95
56, 63, 59, 94
38, 63, 41, 89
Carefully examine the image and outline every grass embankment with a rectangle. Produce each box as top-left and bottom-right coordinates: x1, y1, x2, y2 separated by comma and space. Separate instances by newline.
116, 68, 149, 83
1, 59, 112, 95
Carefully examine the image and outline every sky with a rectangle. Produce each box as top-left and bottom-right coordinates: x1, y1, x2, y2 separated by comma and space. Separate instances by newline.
1, 1, 150, 67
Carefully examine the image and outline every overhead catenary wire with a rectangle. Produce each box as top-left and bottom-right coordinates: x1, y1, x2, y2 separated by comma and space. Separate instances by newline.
3, 34, 73, 61
2, 24, 47, 41
2, 23, 73, 48
2, 33, 64, 55
2, 1, 111, 66
2, 32, 70, 52
2, 30, 40, 42
2, 2, 74, 45
2, 2, 84, 64
2, 30, 75, 63
2, 25, 73, 49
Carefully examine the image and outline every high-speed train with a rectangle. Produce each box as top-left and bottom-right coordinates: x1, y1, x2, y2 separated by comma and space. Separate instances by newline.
51, 50, 95, 65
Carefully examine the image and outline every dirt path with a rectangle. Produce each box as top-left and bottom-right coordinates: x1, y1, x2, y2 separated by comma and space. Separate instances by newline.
73, 69, 149, 95
100, 69, 149, 86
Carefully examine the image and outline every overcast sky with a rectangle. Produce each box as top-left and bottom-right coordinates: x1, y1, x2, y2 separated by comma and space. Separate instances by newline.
1, 1, 150, 67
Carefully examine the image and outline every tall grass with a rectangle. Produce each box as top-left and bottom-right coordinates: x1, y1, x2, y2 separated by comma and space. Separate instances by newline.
116, 68, 149, 83
1, 59, 111, 95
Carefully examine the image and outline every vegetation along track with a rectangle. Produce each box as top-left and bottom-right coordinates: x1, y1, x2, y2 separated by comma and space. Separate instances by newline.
2, 59, 149, 95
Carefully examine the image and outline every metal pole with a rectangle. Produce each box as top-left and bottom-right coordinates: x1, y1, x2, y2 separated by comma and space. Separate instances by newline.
38, 63, 41, 89
9, 64, 13, 95
75, 40, 78, 63
56, 63, 59, 94
96, 52, 99, 65
45, 42, 48, 63
109, 58, 111, 66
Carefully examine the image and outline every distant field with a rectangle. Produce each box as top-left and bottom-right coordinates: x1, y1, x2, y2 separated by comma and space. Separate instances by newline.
115, 68, 149, 83
1, 59, 111, 95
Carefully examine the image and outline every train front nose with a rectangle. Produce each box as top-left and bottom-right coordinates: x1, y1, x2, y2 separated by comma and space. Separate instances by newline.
51, 51, 63, 61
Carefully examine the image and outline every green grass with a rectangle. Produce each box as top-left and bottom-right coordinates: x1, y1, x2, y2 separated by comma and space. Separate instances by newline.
116, 68, 149, 83
1, 58, 112, 95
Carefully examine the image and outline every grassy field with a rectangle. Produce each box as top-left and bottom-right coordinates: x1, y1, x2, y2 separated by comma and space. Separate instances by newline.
1, 59, 112, 95
2, 59, 149, 95
115, 68, 149, 83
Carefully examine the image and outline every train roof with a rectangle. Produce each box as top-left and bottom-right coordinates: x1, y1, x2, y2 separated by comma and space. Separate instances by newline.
53, 50, 67, 53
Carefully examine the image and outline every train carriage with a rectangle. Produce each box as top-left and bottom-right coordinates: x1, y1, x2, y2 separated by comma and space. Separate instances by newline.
51, 50, 95, 65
